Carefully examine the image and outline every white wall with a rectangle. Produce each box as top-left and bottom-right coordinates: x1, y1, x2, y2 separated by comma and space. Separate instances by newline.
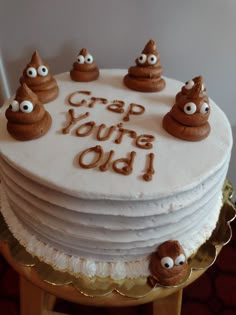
0, 0, 235, 186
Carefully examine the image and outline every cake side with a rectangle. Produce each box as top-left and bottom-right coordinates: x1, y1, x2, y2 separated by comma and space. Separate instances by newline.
0, 184, 225, 279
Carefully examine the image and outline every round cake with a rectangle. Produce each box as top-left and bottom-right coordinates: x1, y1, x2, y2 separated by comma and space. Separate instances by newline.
0, 69, 232, 280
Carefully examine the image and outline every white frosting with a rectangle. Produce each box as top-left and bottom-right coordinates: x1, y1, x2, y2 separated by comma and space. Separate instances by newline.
0, 185, 223, 278
0, 70, 233, 279
0, 71, 232, 200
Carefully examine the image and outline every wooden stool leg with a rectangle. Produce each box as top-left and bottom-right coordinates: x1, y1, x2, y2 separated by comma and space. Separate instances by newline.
20, 276, 45, 315
152, 289, 183, 315
20, 276, 60, 315
43, 294, 57, 314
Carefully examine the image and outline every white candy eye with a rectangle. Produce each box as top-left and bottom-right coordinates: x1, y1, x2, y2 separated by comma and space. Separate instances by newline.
161, 257, 174, 269
20, 100, 34, 113
147, 54, 157, 65
9, 100, 20, 112
77, 55, 85, 64
26, 67, 37, 78
175, 254, 186, 266
138, 54, 147, 64
200, 102, 210, 114
85, 54, 93, 64
184, 102, 197, 115
37, 65, 48, 76
185, 80, 194, 90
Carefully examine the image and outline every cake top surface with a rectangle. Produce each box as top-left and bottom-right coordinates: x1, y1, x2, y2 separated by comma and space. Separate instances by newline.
0, 70, 232, 200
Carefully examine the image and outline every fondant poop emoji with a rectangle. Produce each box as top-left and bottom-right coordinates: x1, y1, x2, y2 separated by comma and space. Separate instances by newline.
149, 240, 188, 286
176, 75, 209, 104
163, 77, 210, 141
124, 39, 166, 92
70, 48, 99, 82
20, 51, 59, 103
5, 83, 52, 141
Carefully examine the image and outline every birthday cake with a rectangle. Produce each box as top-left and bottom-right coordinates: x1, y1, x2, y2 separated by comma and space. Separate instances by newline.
0, 41, 233, 282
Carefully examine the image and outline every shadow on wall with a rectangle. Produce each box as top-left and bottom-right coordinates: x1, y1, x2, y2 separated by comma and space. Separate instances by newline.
228, 125, 236, 194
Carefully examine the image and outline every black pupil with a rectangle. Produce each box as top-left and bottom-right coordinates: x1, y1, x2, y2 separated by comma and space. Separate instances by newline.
42, 67, 46, 72
187, 106, 191, 111
179, 261, 184, 265
23, 105, 28, 110
165, 263, 169, 268
29, 71, 33, 75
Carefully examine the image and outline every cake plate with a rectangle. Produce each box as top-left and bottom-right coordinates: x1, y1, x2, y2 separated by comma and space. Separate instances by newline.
0, 181, 235, 315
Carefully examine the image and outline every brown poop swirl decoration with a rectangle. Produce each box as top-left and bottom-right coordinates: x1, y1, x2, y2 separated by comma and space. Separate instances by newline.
20, 51, 59, 103
5, 83, 52, 141
163, 77, 210, 141
123, 39, 165, 92
175, 75, 209, 104
70, 48, 99, 82
149, 240, 188, 286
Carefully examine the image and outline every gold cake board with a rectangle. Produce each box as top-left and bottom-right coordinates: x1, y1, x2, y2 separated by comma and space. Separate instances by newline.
0, 181, 235, 315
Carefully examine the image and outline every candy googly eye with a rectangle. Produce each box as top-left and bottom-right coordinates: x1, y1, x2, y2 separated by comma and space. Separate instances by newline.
26, 67, 37, 78
161, 257, 174, 269
37, 65, 48, 76
77, 55, 85, 64
175, 254, 186, 266
20, 100, 34, 113
85, 54, 93, 64
184, 102, 197, 115
147, 54, 157, 65
200, 102, 210, 114
185, 80, 194, 90
138, 54, 147, 64
9, 100, 19, 112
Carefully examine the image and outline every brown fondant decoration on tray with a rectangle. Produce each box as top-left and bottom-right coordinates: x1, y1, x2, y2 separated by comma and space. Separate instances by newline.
20, 51, 59, 103
123, 39, 165, 92
70, 48, 99, 82
5, 83, 52, 141
149, 240, 188, 286
163, 76, 210, 141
